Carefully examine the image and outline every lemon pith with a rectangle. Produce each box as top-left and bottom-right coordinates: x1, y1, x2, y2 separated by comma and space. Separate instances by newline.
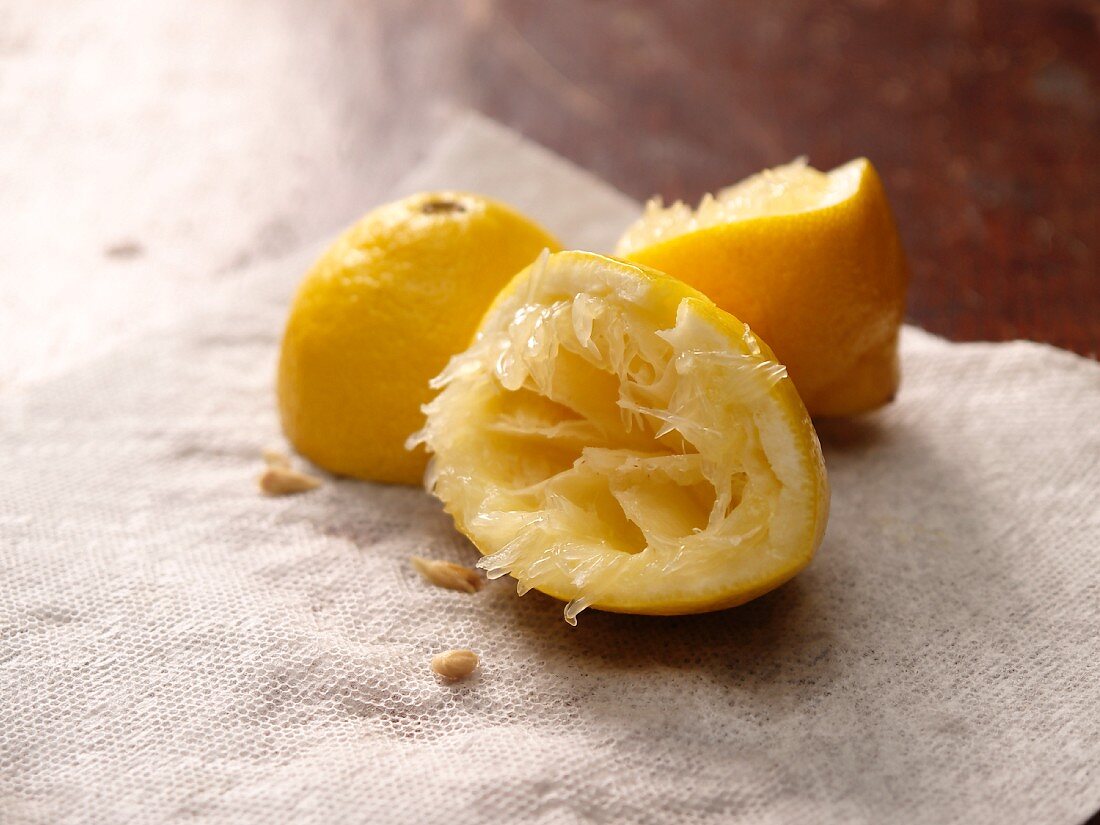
616, 158, 908, 418
277, 191, 561, 485
413, 251, 829, 623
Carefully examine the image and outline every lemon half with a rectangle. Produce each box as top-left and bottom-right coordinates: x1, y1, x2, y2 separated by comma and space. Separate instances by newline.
278, 192, 560, 485
616, 158, 908, 418
413, 251, 829, 623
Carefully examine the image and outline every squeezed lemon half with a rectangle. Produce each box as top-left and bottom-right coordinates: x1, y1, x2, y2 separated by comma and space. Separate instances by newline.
412, 251, 829, 624
616, 158, 908, 418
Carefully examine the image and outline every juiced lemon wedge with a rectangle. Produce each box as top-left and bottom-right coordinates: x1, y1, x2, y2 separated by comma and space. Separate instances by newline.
412, 251, 829, 624
616, 158, 908, 417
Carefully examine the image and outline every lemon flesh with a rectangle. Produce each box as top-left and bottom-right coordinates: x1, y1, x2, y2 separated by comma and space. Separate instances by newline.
413, 251, 829, 624
616, 158, 908, 418
277, 192, 560, 485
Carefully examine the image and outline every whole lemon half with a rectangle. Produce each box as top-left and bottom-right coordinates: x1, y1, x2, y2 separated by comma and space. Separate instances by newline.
616, 158, 909, 418
277, 192, 561, 485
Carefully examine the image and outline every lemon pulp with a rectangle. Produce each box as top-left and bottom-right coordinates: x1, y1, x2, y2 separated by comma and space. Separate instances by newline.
617, 158, 864, 253
413, 251, 829, 624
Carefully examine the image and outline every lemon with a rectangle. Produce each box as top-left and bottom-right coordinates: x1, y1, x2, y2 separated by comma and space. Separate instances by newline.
412, 251, 829, 623
615, 158, 908, 417
277, 192, 561, 485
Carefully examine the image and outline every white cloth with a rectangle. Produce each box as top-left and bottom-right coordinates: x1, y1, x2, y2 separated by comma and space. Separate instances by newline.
2, 112, 1098, 825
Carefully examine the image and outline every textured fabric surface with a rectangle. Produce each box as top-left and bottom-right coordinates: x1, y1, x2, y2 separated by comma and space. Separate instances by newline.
2, 116, 1098, 825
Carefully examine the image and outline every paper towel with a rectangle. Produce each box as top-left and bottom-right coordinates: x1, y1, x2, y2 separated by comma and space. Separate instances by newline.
1, 111, 1097, 825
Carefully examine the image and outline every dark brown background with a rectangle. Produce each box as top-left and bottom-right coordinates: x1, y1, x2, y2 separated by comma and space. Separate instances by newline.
2, 0, 1097, 391
417, 0, 1099, 356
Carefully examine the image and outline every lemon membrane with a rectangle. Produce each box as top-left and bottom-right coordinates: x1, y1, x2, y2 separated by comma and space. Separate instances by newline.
411, 251, 829, 624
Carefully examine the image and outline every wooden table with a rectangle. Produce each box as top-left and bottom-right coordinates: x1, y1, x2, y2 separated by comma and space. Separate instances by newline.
448, 1, 1099, 357
2, 0, 1096, 391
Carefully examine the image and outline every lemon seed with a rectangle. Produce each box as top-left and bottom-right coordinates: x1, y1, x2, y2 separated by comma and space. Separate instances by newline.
411, 557, 483, 594
258, 466, 322, 496
431, 649, 479, 680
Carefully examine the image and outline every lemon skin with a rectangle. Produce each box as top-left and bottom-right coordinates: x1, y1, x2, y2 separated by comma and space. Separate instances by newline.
621, 159, 908, 418
277, 192, 561, 485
